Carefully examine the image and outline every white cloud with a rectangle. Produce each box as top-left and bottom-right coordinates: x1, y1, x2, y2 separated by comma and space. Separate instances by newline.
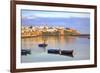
22, 11, 90, 19
33, 12, 90, 18
22, 15, 38, 19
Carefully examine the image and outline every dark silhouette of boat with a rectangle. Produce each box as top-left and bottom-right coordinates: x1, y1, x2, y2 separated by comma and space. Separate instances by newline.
61, 50, 73, 57
48, 49, 74, 57
38, 44, 48, 47
38, 36, 48, 48
21, 49, 31, 55
48, 49, 59, 54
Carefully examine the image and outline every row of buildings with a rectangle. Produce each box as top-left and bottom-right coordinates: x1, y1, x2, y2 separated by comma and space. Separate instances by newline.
21, 26, 80, 38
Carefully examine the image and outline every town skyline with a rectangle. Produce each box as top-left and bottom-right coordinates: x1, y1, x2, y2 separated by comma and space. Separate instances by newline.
21, 10, 90, 34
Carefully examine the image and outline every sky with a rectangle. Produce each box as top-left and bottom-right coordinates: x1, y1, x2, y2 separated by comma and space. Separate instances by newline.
21, 10, 90, 34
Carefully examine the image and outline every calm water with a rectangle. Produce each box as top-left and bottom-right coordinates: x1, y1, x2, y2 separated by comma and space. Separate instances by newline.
21, 36, 90, 63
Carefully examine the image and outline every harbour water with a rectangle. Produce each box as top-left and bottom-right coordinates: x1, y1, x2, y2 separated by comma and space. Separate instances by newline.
21, 36, 90, 63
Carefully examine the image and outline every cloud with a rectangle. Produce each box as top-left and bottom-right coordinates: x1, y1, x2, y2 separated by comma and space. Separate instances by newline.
22, 10, 90, 19
22, 15, 38, 19
33, 12, 90, 18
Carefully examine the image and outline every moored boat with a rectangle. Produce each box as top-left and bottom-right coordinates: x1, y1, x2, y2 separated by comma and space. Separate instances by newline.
48, 49, 74, 57
48, 49, 59, 54
38, 44, 48, 47
61, 50, 73, 57
21, 49, 31, 55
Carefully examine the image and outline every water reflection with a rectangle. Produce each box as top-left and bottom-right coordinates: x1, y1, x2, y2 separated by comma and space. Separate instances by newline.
21, 36, 90, 63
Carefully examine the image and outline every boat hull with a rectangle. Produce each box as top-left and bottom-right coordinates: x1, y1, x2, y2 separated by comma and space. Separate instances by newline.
21, 49, 31, 55
38, 44, 48, 47
48, 49, 73, 57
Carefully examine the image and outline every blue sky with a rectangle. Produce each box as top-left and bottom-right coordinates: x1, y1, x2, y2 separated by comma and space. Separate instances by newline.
21, 10, 90, 34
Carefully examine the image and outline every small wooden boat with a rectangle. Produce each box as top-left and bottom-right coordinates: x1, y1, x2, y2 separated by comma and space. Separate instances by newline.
38, 44, 48, 47
61, 50, 73, 57
38, 37, 48, 48
48, 49, 74, 57
48, 49, 59, 54
21, 49, 31, 55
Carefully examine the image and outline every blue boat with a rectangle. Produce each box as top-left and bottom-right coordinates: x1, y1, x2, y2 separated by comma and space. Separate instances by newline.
38, 44, 48, 47
48, 49, 59, 54
38, 38, 48, 48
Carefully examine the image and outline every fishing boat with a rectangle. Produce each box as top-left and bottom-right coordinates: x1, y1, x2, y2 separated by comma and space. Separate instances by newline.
38, 36, 48, 48
38, 43, 48, 47
48, 49, 74, 57
21, 49, 31, 55
61, 50, 73, 57
48, 49, 59, 54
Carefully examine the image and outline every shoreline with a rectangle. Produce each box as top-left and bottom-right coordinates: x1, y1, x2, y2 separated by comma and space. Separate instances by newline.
21, 34, 90, 38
